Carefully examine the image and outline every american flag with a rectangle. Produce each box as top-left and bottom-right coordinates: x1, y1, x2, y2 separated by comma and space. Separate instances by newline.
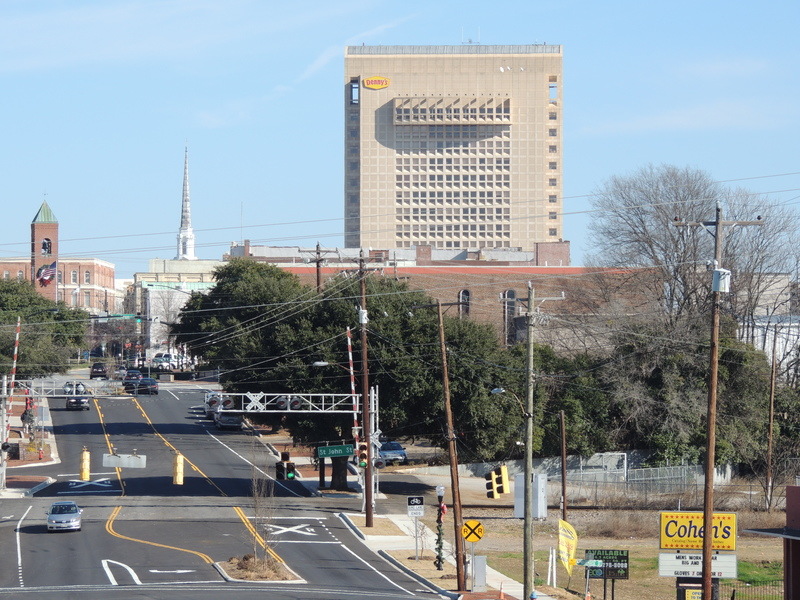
37, 261, 57, 285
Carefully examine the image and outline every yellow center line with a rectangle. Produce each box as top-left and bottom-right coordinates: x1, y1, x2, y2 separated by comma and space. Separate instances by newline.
97, 394, 281, 565
130, 396, 227, 497
233, 506, 284, 563
105, 505, 214, 564
91, 396, 125, 494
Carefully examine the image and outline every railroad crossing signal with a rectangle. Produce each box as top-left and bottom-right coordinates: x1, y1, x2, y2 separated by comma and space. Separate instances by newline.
462, 519, 484, 542
485, 465, 509, 499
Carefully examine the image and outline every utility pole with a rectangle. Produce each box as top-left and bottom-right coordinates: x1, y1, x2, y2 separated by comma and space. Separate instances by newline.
435, 300, 467, 591
676, 204, 762, 599
520, 283, 563, 600
359, 250, 373, 527
766, 324, 778, 511
300, 242, 335, 293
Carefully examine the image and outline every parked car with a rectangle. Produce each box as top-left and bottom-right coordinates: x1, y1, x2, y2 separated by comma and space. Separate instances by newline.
46, 501, 82, 532
89, 363, 107, 379
123, 377, 159, 395
213, 410, 243, 431
379, 441, 408, 465
113, 365, 127, 379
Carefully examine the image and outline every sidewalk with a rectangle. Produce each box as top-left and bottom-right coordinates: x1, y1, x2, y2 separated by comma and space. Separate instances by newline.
1, 387, 59, 498
256, 429, 554, 600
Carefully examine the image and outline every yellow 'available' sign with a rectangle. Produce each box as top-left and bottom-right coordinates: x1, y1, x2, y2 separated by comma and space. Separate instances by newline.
362, 76, 390, 90
659, 512, 737, 551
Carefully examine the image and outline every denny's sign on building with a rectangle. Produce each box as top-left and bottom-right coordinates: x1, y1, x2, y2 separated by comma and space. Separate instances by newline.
660, 512, 737, 551
362, 76, 390, 90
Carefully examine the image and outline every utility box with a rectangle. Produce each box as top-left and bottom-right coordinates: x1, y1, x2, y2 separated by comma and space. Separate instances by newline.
514, 472, 547, 519
712, 269, 731, 293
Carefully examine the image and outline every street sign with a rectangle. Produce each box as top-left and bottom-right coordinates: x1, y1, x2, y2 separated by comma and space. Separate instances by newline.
660, 512, 737, 551
462, 519, 484, 542
576, 559, 603, 567
407, 496, 425, 517
316, 444, 354, 458
585, 549, 629, 579
658, 552, 737, 578
102, 453, 147, 468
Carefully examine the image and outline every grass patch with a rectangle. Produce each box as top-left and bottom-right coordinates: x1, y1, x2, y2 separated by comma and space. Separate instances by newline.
735, 560, 783, 584
220, 553, 296, 581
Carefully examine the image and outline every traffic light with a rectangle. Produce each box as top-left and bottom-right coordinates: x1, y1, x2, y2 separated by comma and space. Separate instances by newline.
280, 451, 291, 462
485, 465, 510, 499
285, 462, 296, 479
275, 462, 286, 480
358, 443, 368, 468
135, 312, 142, 323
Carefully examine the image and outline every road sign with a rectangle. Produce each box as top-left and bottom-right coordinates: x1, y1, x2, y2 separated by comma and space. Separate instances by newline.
658, 552, 737, 578
462, 519, 484, 542
102, 453, 147, 468
407, 496, 425, 517
660, 512, 737, 551
316, 444, 354, 458
585, 549, 629, 579
576, 559, 603, 567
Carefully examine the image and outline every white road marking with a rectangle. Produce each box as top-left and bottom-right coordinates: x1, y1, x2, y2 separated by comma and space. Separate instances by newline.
102, 560, 142, 585
265, 523, 317, 536
204, 430, 304, 497
148, 569, 196, 574
336, 542, 413, 595
15, 505, 32, 587
69, 478, 113, 489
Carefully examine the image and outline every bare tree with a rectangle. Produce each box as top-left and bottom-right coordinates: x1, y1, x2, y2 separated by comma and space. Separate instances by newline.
587, 164, 800, 330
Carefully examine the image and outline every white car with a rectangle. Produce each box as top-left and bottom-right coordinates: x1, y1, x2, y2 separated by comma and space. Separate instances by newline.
46, 501, 82, 532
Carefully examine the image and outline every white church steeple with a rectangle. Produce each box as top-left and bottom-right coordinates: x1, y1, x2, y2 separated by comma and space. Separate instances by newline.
176, 146, 197, 260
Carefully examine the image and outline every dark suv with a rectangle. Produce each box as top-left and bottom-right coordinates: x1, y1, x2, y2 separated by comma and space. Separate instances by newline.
90, 363, 107, 379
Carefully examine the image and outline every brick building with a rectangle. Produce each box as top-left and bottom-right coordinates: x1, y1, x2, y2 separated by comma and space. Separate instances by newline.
0, 201, 116, 313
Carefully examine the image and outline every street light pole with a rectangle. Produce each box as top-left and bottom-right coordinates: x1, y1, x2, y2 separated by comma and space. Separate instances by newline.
359, 251, 373, 527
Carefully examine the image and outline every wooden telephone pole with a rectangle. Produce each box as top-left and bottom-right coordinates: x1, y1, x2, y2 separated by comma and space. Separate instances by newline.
676, 204, 762, 599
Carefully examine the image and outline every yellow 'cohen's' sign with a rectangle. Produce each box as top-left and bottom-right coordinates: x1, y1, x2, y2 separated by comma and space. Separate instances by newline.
363, 76, 390, 90
659, 512, 737, 551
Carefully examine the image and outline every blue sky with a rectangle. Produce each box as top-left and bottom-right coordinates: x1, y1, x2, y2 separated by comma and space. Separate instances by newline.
1, 0, 798, 278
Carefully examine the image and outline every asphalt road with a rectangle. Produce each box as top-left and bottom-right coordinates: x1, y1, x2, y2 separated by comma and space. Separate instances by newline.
0, 379, 449, 600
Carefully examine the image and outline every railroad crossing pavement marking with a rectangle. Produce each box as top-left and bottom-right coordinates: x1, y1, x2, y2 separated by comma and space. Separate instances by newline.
265, 523, 318, 536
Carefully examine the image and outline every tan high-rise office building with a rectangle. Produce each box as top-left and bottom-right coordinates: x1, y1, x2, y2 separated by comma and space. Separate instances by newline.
344, 44, 564, 253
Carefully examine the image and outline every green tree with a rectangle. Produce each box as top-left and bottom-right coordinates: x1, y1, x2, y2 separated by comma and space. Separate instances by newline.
0, 280, 87, 378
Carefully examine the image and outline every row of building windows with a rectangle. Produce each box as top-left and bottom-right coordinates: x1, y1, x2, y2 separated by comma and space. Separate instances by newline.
396, 224, 510, 234
395, 240, 513, 250
396, 190, 510, 205
397, 174, 511, 187
396, 105, 511, 117
396, 207, 511, 220
395, 125, 511, 139
396, 157, 511, 170
2, 269, 93, 284
395, 140, 512, 152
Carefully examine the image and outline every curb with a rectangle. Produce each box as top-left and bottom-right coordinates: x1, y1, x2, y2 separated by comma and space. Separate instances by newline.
377, 549, 461, 600
337, 512, 460, 600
